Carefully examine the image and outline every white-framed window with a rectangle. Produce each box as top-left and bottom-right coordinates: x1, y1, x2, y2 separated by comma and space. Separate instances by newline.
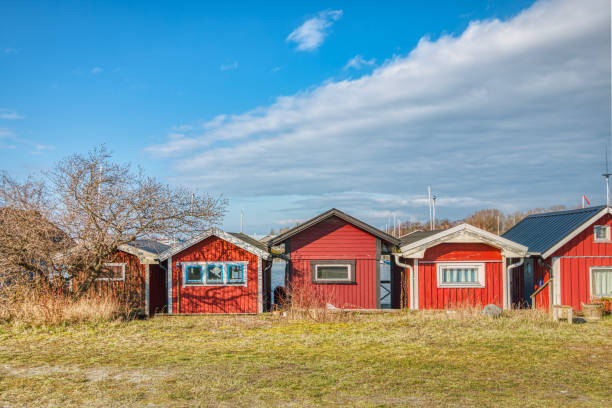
182, 261, 248, 287
437, 263, 485, 288
590, 267, 612, 298
593, 225, 610, 243
98, 263, 126, 281
310, 260, 356, 284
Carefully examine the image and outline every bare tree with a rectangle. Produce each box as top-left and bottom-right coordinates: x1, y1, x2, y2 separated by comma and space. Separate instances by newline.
0, 145, 226, 294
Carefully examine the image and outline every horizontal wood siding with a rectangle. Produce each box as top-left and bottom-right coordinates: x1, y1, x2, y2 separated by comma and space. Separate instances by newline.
171, 236, 260, 314
288, 216, 379, 309
417, 243, 504, 309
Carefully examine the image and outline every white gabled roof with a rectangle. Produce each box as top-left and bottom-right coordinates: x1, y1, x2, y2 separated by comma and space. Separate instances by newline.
157, 228, 271, 261
399, 223, 528, 259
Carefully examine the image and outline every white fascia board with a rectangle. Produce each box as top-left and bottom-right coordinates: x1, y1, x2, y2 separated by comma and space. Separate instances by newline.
541, 207, 612, 259
398, 223, 528, 258
117, 244, 159, 264
157, 228, 270, 261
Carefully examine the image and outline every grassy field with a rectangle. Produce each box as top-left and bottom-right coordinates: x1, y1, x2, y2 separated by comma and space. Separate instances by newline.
0, 310, 610, 407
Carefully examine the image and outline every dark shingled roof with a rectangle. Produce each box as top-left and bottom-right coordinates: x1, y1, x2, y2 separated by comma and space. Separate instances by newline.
269, 208, 400, 246
126, 239, 171, 255
501, 206, 606, 254
229, 232, 269, 253
399, 230, 443, 246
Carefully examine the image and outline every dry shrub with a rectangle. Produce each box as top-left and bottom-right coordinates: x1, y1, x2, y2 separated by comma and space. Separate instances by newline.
0, 281, 127, 326
278, 281, 354, 322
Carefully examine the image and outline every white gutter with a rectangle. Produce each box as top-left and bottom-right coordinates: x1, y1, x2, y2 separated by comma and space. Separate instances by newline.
506, 258, 524, 310
393, 254, 414, 309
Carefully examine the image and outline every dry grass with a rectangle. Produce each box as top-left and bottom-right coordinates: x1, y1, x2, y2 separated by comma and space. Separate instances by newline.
0, 310, 610, 407
0, 284, 127, 325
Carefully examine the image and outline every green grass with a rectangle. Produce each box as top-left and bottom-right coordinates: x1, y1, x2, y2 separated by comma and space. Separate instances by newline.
0, 311, 610, 407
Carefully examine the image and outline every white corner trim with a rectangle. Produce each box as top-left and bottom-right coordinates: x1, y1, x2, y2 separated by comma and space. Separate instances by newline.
542, 207, 612, 259
399, 223, 528, 258
501, 256, 508, 310
257, 257, 263, 313
552, 257, 561, 306
157, 228, 270, 261
167, 256, 173, 314
145, 264, 150, 316
414, 260, 419, 310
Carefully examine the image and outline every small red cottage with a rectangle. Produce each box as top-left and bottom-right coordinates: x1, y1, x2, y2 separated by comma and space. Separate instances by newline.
269, 209, 400, 309
392, 224, 527, 310
97, 240, 169, 315
502, 205, 612, 311
158, 229, 272, 314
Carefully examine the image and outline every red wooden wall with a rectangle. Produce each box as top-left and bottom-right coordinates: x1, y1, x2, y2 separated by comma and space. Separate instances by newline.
417, 243, 504, 309
91, 250, 146, 310
171, 236, 265, 313
287, 216, 380, 309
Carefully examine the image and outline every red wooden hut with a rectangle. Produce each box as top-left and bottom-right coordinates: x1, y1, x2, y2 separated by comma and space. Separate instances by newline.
158, 229, 272, 314
269, 209, 400, 309
392, 224, 527, 310
97, 239, 169, 315
502, 205, 612, 311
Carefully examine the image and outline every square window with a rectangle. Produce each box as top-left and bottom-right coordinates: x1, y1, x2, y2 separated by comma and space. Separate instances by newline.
185, 266, 203, 284
99, 263, 125, 281
227, 265, 245, 283
594, 225, 610, 242
206, 264, 224, 283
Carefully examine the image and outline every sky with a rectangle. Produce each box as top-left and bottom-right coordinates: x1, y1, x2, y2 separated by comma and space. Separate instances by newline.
1, 0, 611, 235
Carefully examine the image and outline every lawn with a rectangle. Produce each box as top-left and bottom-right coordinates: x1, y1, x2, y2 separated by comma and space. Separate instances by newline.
0, 311, 610, 407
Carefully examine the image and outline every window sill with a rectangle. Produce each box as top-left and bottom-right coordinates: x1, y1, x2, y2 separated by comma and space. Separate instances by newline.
437, 284, 485, 289
593, 240, 611, 243
312, 281, 357, 285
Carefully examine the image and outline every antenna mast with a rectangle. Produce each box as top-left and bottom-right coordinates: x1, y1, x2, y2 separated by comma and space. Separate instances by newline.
240, 209, 244, 233
432, 195, 437, 230
604, 148, 611, 207
428, 185, 432, 230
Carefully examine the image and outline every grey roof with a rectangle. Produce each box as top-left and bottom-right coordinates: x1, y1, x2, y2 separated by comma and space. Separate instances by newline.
228, 232, 269, 253
125, 239, 171, 255
269, 208, 400, 246
399, 230, 443, 246
501, 206, 606, 254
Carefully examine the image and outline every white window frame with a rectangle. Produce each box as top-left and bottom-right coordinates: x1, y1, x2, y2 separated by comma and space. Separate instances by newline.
181, 261, 248, 287
313, 263, 353, 283
99, 263, 126, 281
437, 262, 485, 288
590, 266, 612, 298
593, 225, 611, 243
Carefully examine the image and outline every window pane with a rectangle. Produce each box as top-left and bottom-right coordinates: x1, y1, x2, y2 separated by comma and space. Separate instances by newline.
441, 267, 478, 283
105, 265, 123, 279
227, 265, 244, 282
207, 265, 223, 282
593, 269, 612, 297
186, 266, 202, 282
316, 265, 349, 280
595, 226, 608, 240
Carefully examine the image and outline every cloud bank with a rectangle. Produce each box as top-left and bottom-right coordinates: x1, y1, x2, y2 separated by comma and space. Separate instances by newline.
147, 0, 611, 226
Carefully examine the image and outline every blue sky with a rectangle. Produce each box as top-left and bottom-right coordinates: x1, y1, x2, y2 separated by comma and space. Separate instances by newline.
1, 0, 610, 234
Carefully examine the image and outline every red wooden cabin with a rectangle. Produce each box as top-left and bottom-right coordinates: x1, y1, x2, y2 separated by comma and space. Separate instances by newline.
97, 240, 169, 315
269, 209, 400, 309
158, 229, 272, 314
502, 206, 612, 311
392, 224, 527, 310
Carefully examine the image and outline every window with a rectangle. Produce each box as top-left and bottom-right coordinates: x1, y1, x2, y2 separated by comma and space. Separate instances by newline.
437, 263, 485, 288
99, 263, 125, 281
591, 267, 612, 298
594, 225, 610, 242
182, 262, 248, 287
310, 260, 355, 283
227, 264, 245, 284
185, 266, 203, 284
206, 264, 224, 284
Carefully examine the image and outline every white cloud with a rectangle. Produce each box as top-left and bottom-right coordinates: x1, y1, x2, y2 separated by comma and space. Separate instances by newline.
148, 0, 611, 225
3, 48, 19, 54
0, 128, 15, 138
287, 9, 343, 51
344, 55, 376, 70
0, 109, 24, 120
220, 61, 238, 71
90, 66, 103, 74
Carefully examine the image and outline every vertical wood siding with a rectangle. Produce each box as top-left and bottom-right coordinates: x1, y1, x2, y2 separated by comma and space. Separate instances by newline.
92, 251, 146, 310
416, 243, 504, 309
288, 216, 379, 309
171, 236, 260, 313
